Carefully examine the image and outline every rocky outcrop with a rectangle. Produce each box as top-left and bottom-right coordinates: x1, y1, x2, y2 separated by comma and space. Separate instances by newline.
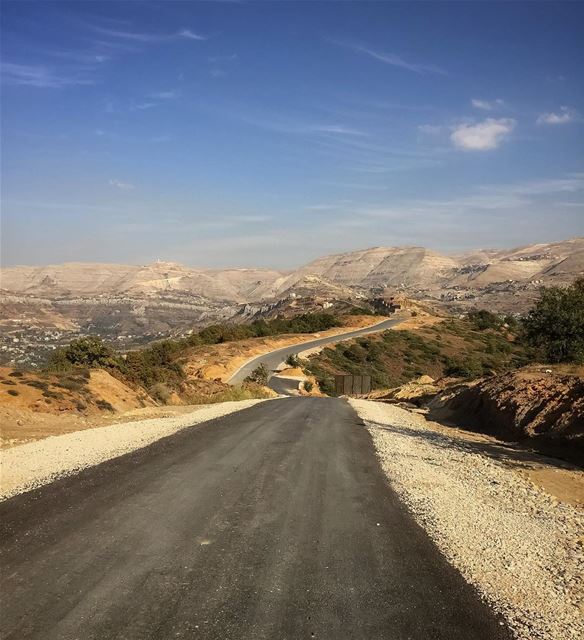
429, 367, 584, 462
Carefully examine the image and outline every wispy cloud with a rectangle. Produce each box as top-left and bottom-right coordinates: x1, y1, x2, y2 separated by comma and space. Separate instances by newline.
208, 54, 238, 63
109, 179, 135, 191
450, 118, 516, 151
537, 106, 580, 125
471, 98, 504, 111
236, 110, 368, 137
1, 62, 95, 88
316, 174, 584, 229
131, 102, 157, 111
329, 39, 447, 76
178, 29, 207, 41
92, 26, 206, 43
150, 90, 181, 100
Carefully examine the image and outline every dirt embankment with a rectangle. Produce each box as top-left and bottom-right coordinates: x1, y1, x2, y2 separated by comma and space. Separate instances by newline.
428, 366, 584, 463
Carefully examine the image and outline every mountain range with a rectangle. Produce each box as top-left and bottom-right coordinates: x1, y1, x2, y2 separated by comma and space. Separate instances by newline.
3, 237, 583, 301
1, 237, 582, 365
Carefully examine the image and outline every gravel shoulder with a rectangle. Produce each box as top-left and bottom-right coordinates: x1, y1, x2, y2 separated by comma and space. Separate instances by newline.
0, 398, 272, 500
349, 398, 584, 640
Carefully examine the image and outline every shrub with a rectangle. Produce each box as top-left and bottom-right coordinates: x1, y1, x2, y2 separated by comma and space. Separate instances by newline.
467, 309, 503, 331
149, 382, 173, 404
186, 383, 272, 405
523, 278, 584, 363
444, 356, 485, 378
53, 376, 88, 392
304, 380, 314, 393
285, 354, 300, 367
245, 364, 270, 386
95, 399, 115, 412
7, 389, 19, 397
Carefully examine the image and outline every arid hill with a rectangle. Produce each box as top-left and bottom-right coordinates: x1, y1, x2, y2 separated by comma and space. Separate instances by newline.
1, 238, 582, 365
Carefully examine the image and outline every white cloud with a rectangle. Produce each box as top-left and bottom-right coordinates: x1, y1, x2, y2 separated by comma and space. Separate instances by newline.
450, 118, 516, 151
109, 179, 135, 191
536, 106, 579, 125
471, 98, 504, 110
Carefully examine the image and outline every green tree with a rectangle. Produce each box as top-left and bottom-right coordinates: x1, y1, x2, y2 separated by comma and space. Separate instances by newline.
523, 278, 584, 363
47, 336, 120, 371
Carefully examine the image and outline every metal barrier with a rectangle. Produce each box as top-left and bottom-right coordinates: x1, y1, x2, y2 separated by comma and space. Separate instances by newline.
334, 374, 371, 396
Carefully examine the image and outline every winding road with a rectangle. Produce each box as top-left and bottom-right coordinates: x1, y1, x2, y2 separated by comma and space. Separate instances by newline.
0, 398, 510, 640
228, 316, 403, 387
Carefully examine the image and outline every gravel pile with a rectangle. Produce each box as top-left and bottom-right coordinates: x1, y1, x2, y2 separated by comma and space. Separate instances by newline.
1, 399, 270, 500
350, 398, 584, 640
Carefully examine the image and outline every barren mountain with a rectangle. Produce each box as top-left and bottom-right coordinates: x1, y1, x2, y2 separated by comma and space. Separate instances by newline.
1, 238, 582, 366
0, 261, 285, 303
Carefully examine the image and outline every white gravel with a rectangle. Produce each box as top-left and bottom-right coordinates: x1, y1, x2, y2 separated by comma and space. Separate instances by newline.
349, 398, 584, 640
0, 399, 270, 501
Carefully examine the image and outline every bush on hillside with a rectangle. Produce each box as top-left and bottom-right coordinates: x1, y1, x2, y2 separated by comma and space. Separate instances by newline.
245, 364, 270, 386
467, 309, 504, 331
47, 336, 121, 372
286, 354, 300, 367
523, 277, 584, 363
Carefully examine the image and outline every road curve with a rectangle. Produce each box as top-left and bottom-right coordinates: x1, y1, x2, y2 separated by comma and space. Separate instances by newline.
228, 316, 403, 386
0, 397, 510, 640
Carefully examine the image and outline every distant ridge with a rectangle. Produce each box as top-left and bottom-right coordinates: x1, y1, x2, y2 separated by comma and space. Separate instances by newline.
2, 237, 582, 303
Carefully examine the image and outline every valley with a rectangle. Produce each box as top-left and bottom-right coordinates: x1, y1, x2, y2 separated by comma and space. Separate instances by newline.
1, 237, 582, 366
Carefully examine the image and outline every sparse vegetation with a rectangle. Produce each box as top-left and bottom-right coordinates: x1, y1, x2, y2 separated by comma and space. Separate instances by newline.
95, 399, 115, 412
34, 312, 344, 408
522, 277, 584, 363
306, 318, 530, 395
467, 309, 504, 331
186, 383, 272, 405
189, 313, 343, 346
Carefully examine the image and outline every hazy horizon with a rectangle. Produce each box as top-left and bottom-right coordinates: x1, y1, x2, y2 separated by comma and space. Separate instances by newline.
2, 1, 583, 268
2, 235, 583, 272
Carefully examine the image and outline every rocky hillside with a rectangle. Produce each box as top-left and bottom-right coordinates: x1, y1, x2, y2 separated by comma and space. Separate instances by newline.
428, 366, 584, 464
0, 261, 285, 303
1, 238, 582, 365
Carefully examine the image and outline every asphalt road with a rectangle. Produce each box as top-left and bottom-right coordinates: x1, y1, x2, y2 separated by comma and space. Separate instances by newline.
228, 316, 403, 386
268, 374, 304, 396
0, 397, 510, 640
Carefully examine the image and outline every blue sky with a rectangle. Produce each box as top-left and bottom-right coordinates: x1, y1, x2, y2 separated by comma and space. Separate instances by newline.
1, 0, 583, 268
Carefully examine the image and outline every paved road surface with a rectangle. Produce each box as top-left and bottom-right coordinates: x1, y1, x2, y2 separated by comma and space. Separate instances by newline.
228, 316, 402, 386
268, 375, 305, 396
0, 398, 510, 640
